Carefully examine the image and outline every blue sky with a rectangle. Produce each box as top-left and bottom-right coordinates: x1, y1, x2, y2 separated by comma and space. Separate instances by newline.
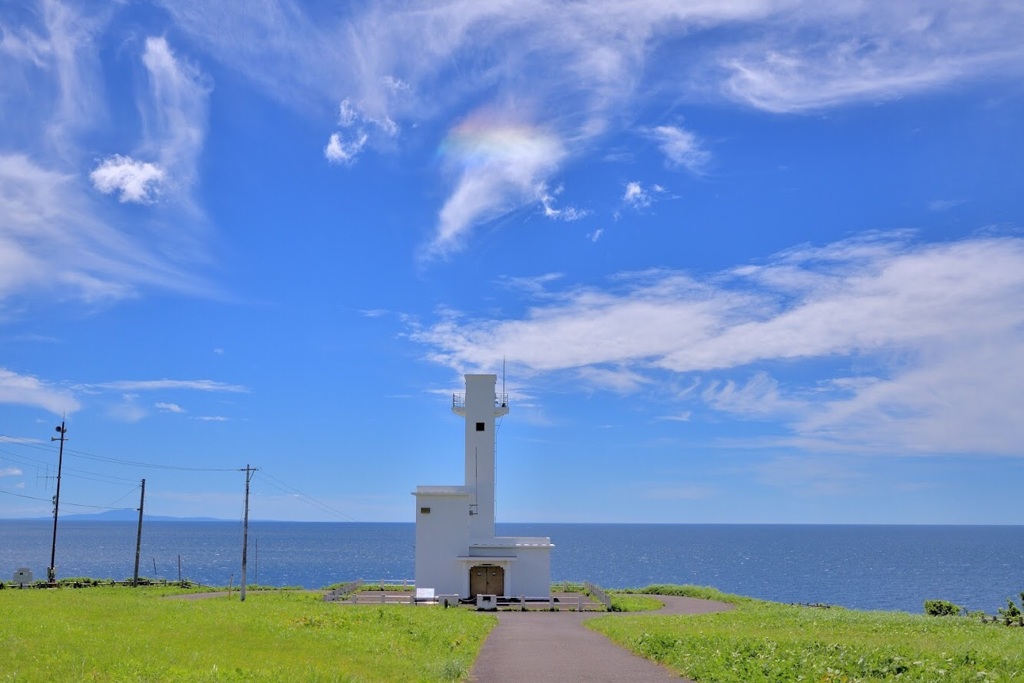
1, 1, 1023, 524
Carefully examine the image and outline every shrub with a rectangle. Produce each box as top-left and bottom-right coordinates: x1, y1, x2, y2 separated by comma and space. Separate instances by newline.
996, 593, 1023, 626
924, 599, 963, 616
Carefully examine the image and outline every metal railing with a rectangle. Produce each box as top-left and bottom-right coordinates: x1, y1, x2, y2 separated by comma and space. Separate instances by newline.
452, 393, 509, 409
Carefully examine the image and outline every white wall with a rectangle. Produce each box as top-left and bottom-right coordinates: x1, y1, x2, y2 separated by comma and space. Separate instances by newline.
413, 489, 470, 597
510, 546, 552, 597
468, 539, 552, 597
460, 374, 507, 540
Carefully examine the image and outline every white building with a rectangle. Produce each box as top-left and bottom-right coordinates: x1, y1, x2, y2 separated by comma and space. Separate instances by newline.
414, 374, 553, 599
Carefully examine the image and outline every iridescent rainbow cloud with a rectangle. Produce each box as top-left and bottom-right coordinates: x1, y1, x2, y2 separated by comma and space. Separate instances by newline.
438, 112, 563, 171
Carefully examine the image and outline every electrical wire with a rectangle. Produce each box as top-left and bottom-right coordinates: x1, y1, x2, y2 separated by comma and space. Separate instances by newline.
257, 470, 360, 522
0, 434, 239, 473
0, 488, 135, 511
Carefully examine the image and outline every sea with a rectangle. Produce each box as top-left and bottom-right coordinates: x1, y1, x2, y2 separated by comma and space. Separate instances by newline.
1, 521, 1021, 615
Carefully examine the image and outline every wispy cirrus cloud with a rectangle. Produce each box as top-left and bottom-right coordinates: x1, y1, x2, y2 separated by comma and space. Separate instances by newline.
647, 125, 710, 173
412, 233, 1024, 457
154, 1, 1024, 256
429, 111, 566, 257
0, 367, 80, 414
717, 4, 1024, 113
90, 35, 210, 214
79, 379, 248, 393
0, 8, 214, 307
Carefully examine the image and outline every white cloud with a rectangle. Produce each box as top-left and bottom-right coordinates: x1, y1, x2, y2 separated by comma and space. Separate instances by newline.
622, 181, 664, 209
0, 367, 80, 415
648, 125, 710, 173
702, 372, 797, 417
323, 97, 398, 166
587, 228, 604, 242
380, 75, 410, 93
430, 115, 565, 257
0, 27, 213, 306
38, 2, 107, 150
538, 184, 589, 222
0, 24, 50, 68
577, 366, 650, 394
80, 379, 248, 393
337, 99, 359, 127
153, 1, 1024, 252
195, 415, 229, 422
718, 4, 1024, 113
928, 198, 966, 211
109, 393, 146, 423
90, 155, 166, 203
140, 36, 210, 179
413, 233, 1024, 456
495, 273, 564, 298
155, 402, 185, 413
324, 131, 368, 165
0, 467, 24, 477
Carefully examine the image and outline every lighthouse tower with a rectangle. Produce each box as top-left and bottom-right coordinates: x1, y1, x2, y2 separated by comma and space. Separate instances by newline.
413, 374, 552, 600
454, 374, 508, 540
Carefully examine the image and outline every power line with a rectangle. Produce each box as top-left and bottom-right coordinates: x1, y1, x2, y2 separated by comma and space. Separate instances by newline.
63, 447, 239, 472
1, 436, 235, 473
0, 482, 141, 511
258, 470, 360, 522
0, 434, 239, 473
0, 448, 147, 485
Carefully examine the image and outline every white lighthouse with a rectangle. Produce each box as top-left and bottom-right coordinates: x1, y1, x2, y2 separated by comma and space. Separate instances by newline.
414, 374, 552, 600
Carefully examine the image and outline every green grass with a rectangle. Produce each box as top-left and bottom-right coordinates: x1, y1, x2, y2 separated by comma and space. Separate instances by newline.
608, 592, 663, 612
0, 585, 494, 682
589, 585, 1024, 682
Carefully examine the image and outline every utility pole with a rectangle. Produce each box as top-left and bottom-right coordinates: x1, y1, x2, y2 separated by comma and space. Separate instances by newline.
239, 464, 257, 601
133, 479, 146, 586
47, 420, 67, 583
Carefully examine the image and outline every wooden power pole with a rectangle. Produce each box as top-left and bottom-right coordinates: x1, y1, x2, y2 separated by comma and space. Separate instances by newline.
133, 479, 146, 586
47, 420, 68, 583
239, 464, 257, 601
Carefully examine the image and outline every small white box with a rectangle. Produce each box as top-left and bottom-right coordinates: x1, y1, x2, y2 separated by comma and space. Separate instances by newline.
13, 568, 33, 587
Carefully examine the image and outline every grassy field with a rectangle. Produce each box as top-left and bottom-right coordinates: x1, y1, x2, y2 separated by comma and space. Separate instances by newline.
0, 585, 494, 682
607, 592, 663, 612
589, 585, 1024, 682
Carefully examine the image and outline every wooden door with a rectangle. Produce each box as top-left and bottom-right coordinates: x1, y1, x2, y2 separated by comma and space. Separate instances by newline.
469, 565, 505, 597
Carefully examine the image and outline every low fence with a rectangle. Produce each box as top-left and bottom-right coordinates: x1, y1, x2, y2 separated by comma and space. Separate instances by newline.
323, 579, 363, 602
583, 581, 612, 610
324, 579, 609, 611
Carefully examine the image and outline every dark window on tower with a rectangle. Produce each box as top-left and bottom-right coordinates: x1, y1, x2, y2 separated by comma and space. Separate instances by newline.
476, 422, 485, 431
420, 507, 431, 514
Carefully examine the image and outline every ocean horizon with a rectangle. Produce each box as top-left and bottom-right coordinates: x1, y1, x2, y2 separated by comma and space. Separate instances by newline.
3, 520, 1021, 616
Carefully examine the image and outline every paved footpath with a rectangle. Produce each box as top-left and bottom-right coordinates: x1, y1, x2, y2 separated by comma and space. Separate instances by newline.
469, 596, 732, 682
